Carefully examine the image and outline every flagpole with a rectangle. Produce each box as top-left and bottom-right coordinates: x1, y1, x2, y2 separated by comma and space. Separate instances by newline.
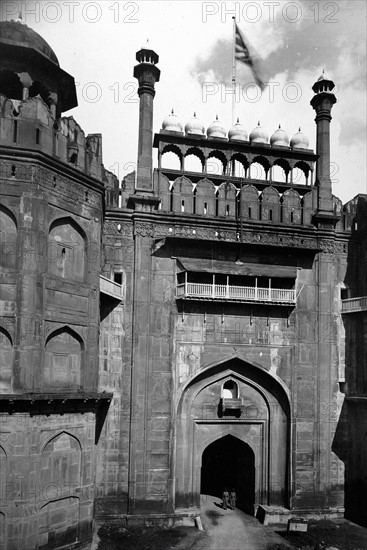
232, 16, 236, 126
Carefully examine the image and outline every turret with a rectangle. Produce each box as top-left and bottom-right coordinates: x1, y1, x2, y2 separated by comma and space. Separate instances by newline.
133, 41, 160, 201
0, 21, 77, 117
310, 71, 338, 226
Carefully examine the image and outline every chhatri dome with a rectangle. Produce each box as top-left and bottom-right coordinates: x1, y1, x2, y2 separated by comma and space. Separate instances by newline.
249, 121, 269, 144
270, 124, 289, 147
290, 127, 310, 149
207, 115, 227, 139
0, 20, 59, 65
0, 20, 76, 114
185, 112, 205, 136
162, 109, 183, 133
228, 118, 248, 141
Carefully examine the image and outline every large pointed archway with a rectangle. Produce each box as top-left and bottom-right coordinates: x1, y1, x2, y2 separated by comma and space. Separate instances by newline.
201, 434, 255, 513
175, 357, 290, 512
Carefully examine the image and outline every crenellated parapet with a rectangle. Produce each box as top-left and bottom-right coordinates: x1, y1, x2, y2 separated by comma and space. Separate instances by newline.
0, 94, 115, 184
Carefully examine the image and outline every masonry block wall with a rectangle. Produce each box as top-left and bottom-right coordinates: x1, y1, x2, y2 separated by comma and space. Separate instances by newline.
340, 195, 367, 526
0, 21, 115, 546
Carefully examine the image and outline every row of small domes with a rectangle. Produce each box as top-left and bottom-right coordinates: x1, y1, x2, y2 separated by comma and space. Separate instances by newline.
162, 110, 309, 149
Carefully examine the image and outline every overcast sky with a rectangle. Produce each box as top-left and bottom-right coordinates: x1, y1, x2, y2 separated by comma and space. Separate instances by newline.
5, 0, 367, 203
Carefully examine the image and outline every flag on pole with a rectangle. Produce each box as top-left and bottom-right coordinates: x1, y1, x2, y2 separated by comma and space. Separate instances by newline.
234, 23, 265, 91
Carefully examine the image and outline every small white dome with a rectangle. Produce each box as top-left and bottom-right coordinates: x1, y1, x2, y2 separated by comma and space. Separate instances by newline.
228, 118, 248, 141
207, 115, 226, 139
290, 127, 309, 149
162, 109, 183, 133
270, 124, 289, 147
185, 112, 205, 136
249, 121, 268, 144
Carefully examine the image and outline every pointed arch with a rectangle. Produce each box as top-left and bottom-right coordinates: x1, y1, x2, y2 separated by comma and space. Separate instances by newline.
48, 217, 87, 282
0, 205, 17, 269
0, 327, 13, 391
171, 176, 194, 213
39, 496, 80, 550
175, 357, 290, 511
184, 147, 205, 173
217, 181, 237, 217
230, 153, 249, 177
177, 356, 291, 414
293, 160, 311, 185
251, 155, 270, 180
260, 186, 281, 222
201, 434, 256, 512
195, 178, 216, 215
161, 144, 182, 170
222, 378, 239, 398
0, 70, 23, 100
240, 184, 260, 220
44, 327, 83, 389
282, 188, 302, 224
272, 158, 291, 183
42, 430, 82, 453
207, 150, 227, 175
41, 433, 82, 498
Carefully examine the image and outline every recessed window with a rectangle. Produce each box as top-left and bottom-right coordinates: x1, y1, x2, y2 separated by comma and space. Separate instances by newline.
222, 380, 238, 399
13, 120, 18, 143
114, 272, 122, 285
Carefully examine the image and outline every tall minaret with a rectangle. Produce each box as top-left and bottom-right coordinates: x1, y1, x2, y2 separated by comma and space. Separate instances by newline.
133, 41, 160, 198
310, 71, 337, 227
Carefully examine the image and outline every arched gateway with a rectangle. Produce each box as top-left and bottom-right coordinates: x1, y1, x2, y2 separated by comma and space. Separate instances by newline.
201, 435, 255, 513
175, 358, 290, 512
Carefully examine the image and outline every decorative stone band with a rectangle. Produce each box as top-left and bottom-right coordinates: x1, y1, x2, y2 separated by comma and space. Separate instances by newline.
103, 219, 348, 254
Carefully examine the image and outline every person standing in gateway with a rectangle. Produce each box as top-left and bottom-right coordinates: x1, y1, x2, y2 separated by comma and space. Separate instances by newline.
229, 488, 237, 510
222, 487, 230, 510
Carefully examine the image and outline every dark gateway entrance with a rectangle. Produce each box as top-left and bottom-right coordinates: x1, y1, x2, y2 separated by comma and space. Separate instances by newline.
201, 434, 255, 514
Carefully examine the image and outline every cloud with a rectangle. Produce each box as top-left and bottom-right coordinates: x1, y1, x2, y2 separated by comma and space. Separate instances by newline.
190, 1, 366, 86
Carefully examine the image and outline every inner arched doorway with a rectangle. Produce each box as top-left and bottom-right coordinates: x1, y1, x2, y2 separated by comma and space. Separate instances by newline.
201, 435, 255, 513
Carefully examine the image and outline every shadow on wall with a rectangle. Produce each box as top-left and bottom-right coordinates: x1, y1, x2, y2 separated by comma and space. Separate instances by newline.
333, 196, 367, 527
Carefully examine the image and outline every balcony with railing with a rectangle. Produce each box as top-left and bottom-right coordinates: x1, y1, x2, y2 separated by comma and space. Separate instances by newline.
342, 296, 367, 313
176, 272, 296, 305
100, 275, 124, 301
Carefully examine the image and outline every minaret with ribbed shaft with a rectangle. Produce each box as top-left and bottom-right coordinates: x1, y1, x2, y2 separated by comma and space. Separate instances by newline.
133, 42, 160, 198
310, 71, 337, 226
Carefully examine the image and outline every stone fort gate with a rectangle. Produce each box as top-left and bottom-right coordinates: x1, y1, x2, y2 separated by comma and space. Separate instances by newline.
175, 358, 291, 513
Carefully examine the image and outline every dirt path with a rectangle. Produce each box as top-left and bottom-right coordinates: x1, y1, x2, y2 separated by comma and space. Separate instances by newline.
175, 495, 293, 550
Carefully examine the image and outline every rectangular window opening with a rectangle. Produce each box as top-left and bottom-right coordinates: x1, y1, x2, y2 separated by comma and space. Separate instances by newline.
13, 120, 18, 143
114, 272, 123, 285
